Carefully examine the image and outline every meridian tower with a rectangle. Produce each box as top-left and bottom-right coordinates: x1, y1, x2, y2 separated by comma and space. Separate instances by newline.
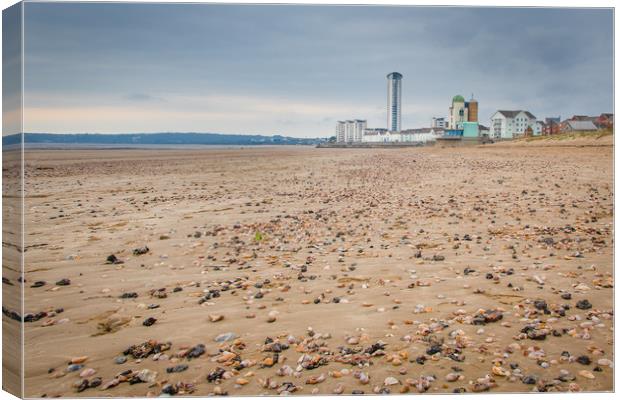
386, 72, 403, 132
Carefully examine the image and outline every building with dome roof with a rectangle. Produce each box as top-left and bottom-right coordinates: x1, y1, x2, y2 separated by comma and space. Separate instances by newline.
448, 94, 478, 129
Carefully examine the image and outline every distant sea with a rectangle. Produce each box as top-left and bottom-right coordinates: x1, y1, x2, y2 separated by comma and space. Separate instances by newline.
3, 143, 314, 151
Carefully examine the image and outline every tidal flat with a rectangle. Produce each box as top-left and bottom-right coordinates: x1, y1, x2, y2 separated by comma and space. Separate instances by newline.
11, 144, 613, 396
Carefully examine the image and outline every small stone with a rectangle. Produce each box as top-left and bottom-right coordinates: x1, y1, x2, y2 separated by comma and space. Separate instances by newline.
522, 375, 537, 385
578, 370, 595, 379
106, 254, 123, 264
67, 364, 83, 372
445, 373, 460, 382
576, 300, 592, 310
166, 364, 188, 374
70, 356, 88, 364
133, 246, 150, 255
79, 368, 96, 378
384, 377, 399, 386
576, 355, 591, 365
142, 317, 157, 327
114, 356, 127, 364
214, 332, 238, 342
136, 369, 158, 383
209, 314, 224, 322
267, 310, 278, 323
492, 366, 510, 377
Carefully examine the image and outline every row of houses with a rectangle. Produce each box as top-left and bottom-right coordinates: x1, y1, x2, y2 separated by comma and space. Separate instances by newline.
543, 113, 614, 136
490, 111, 613, 139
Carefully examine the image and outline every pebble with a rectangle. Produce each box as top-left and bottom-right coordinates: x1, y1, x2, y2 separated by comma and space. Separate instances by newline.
114, 356, 127, 364
445, 373, 460, 382
214, 332, 238, 342
576, 299, 592, 310
70, 356, 88, 364
384, 377, 399, 386
136, 369, 158, 383
209, 314, 224, 322
267, 310, 278, 323
79, 368, 96, 378
578, 370, 595, 379
167, 364, 189, 373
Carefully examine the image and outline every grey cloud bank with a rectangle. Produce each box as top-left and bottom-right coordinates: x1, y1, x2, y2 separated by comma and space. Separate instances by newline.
16, 4, 614, 137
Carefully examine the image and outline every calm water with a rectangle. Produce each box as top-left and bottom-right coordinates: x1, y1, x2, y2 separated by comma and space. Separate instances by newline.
6, 143, 314, 151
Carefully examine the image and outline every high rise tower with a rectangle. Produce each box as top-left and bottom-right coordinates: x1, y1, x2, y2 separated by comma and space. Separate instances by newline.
386, 72, 402, 132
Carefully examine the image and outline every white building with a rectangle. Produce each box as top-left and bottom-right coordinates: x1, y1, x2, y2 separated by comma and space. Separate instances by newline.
489, 110, 538, 139
401, 128, 440, 143
431, 117, 447, 129
353, 120, 367, 142
362, 127, 441, 144
387, 72, 403, 132
449, 95, 468, 129
362, 128, 390, 143
336, 119, 367, 143
534, 120, 544, 136
335, 121, 345, 143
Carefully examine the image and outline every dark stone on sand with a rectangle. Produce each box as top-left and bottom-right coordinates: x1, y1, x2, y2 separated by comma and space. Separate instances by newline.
207, 367, 226, 382
142, 317, 157, 327
426, 344, 442, 355
161, 384, 178, 395
534, 300, 548, 310
89, 377, 102, 388
576, 355, 591, 365
167, 364, 188, 373
133, 246, 150, 256
106, 254, 123, 264
187, 344, 206, 359
576, 299, 592, 310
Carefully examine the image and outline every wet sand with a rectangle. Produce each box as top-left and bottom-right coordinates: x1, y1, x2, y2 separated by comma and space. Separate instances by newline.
11, 144, 613, 396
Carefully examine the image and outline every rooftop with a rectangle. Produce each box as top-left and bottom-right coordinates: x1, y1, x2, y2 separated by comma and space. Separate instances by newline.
387, 72, 403, 79
566, 120, 598, 130
496, 110, 537, 119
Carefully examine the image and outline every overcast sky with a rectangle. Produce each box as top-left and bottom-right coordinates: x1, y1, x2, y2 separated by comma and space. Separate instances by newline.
10, 4, 615, 137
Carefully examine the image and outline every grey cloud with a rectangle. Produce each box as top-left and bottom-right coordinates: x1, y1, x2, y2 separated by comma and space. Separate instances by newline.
21, 4, 613, 135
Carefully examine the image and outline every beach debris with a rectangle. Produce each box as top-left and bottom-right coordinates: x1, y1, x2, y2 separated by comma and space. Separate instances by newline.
132, 246, 150, 255
106, 254, 123, 264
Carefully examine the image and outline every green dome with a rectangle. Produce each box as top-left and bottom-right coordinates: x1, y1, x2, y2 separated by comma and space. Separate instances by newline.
452, 95, 465, 103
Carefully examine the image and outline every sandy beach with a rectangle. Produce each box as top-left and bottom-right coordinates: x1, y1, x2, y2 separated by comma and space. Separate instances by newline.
9, 143, 613, 396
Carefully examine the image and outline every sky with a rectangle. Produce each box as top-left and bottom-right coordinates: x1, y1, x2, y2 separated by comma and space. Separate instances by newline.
4, 3, 614, 137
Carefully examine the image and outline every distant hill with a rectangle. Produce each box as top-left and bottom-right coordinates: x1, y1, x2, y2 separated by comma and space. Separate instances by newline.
2, 132, 324, 147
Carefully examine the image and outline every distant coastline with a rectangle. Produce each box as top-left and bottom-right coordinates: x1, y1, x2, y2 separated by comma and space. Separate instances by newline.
2, 132, 325, 150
